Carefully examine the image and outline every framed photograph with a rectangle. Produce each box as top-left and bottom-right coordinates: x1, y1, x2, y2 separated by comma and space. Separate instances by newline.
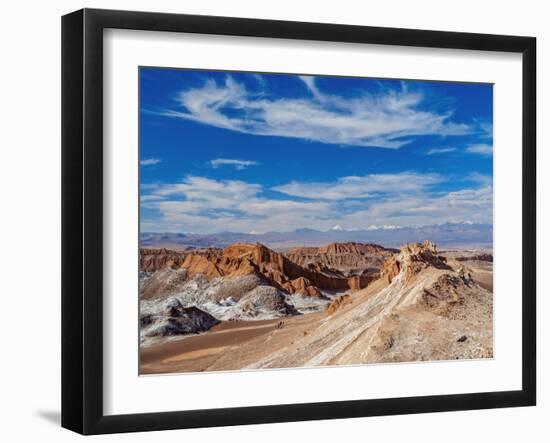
62, 8, 536, 435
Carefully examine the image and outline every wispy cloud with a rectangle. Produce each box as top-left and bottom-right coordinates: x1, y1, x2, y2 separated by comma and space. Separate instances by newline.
210, 158, 259, 170
298, 75, 325, 102
476, 120, 493, 140
424, 142, 492, 156
140, 175, 331, 233
273, 172, 443, 200
160, 76, 471, 149
466, 172, 492, 186
426, 147, 456, 155
140, 158, 161, 166
140, 173, 491, 233
466, 143, 492, 156
341, 185, 493, 227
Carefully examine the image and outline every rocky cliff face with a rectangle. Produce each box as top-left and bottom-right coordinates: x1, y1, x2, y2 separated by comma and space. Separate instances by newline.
318, 242, 394, 255
140, 248, 187, 272
285, 242, 396, 278
140, 242, 378, 297
140, 247, 222, 272
213, 243, 371, 295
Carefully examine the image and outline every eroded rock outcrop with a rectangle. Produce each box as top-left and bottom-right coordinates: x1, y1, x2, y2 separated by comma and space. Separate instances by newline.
179, 243, 375, 296
380, 240, 450, 284
140, 248, 187, 272
238, 286, 299, 318
380, 256, 400, 284
140, 247, 222, 273
141, 242, 385, 297
215, 243, 349, 295
285, 242, 396, 278
282, 277, 323, 297
142, 300, 220, 338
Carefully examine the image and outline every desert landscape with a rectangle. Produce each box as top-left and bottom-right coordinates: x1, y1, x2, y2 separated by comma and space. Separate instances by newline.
139, 238, 493, 374
139, 68, 493, 374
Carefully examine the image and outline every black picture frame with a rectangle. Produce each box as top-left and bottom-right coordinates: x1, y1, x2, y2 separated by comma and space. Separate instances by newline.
62, 8, 536, 435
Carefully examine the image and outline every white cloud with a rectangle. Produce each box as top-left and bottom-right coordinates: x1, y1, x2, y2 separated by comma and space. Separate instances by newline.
272, 172, 443, 200
466, 143, 493, 156
466, 172, 492, 186
477, 121, 493, 139
140, 173, 492, 233
426, 147, 456, 155
148, 175, 261, 208
210, 158, 259, 170
427, 142, 493, 157
161, 76, 471, 149
141, 175, 332, 233
340, 185, 493, 227
140, 158, 161, 166
298, 75, 325, 102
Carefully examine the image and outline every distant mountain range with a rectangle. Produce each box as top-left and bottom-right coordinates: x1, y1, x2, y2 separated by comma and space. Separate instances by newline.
140, 223, 492, 250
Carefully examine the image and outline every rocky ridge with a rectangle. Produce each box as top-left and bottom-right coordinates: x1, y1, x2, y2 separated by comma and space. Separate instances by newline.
285, 242, 396, 278
140, 242, 380, 299
240, 240, 493, 369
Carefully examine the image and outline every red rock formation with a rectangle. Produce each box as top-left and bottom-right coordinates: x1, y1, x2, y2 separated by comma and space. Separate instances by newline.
181, 254, 223, 280
212, 243, 352, 295
318, 242, 393, 255
140, 248, 187, 272
140, 248, 222, 273
141, 243, 383, 296
285, 242, 396, 277
282, 277, 322, 297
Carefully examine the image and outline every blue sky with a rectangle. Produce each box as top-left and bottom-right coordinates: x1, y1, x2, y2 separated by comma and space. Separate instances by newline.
140, 67, 493, 234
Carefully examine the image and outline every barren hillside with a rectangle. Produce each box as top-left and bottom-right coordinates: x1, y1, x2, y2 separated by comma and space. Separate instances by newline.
140, 241, 493, 373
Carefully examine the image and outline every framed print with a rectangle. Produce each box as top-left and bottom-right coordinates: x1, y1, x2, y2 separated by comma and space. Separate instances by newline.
61, 8, 536, 435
